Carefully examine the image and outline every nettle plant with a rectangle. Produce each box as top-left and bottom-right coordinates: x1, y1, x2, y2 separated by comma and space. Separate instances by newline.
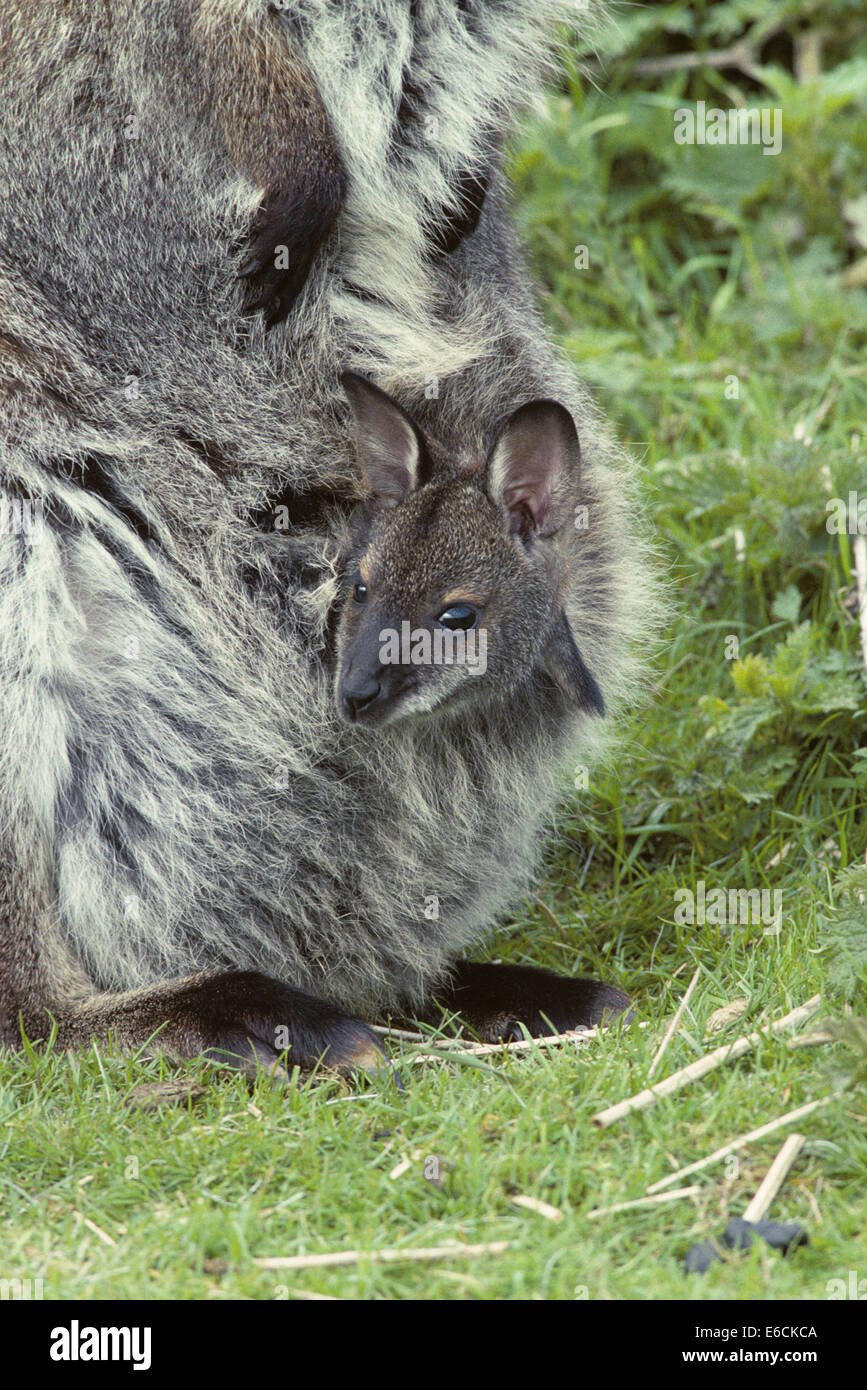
699, 589, 867, 807
822, 862, 867, 1005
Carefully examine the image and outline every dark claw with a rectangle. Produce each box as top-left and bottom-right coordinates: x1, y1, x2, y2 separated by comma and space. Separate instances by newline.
237, 254, 266, 280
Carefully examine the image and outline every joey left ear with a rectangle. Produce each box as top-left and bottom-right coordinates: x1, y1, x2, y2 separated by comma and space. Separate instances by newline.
486, 400, 580, 540
542, 611, 605, 716
341, 371, 422, 509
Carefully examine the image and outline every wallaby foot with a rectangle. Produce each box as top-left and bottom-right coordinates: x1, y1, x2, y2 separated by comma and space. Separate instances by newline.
238, 167, 344, 327
53, 970, 387, 1081
417, 961, 632, 1042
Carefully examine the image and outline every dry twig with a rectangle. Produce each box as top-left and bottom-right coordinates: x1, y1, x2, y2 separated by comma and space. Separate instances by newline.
648, 966, 701, 1079
253, 1241, 509, 1271
592, 996, 820, 1128
742, 1134, 806, 1223
646, 1095, 834, 1194
588, 1187, 703, 1219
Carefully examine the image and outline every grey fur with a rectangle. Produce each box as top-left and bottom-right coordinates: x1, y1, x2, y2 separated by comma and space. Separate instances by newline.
0, 1, 661, 1049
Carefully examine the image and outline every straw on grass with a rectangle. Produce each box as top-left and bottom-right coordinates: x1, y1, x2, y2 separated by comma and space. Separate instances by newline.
742, 1133, 806, 1222
253, 1241, 510, 1271
510, 1195, 563, 1222
588, 1186, 703, 1219
646, 1094, 834, 1193
592, 995, 820, 1128
647, 966, 701, 1079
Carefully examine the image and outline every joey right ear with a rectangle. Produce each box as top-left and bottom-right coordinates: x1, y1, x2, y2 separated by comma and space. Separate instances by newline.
486, 399, 580, 542
341, 372, 421, 509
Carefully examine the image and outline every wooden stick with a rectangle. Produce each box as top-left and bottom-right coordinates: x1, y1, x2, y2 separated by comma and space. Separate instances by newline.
253, 1241, 509, 1271
787, 1028, 835, 1050
406, 1027, 600, 1064
588, 1186, 703, 1219
742, 1134, 805, 1223
511, 1195, 563, 1223
405, 1018, 650, 1065
646, 1094, 834, 1193
584, 43, 767, 83
854, 534, 867, 676
374, 1024, 597, 1053
648, 966, 701, 1079
370, 1025, 427, 1042
592, 995, 820, 1128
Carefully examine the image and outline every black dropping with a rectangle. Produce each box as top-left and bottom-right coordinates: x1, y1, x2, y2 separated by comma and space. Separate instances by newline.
684, 1218, 809, 1274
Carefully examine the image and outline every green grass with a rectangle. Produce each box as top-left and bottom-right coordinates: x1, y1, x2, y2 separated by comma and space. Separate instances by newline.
0, 999, 863, 1301
2, 3, 866, 1300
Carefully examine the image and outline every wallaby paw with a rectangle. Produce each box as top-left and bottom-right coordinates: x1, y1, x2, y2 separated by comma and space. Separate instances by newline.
422, 961, 633, 1043
152, 970, 388, 1081
238, 178, 340, 328
477, 979, 633, 1043
238, 216, 310, 329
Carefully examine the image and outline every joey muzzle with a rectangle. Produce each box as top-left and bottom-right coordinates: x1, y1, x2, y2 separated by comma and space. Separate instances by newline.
340, 672, 381, 720
337, 633, 404, 725
338, 667, 409, 724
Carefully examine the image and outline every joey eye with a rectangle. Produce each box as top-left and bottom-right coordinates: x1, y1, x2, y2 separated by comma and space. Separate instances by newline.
353, 582, 368, 604
437, 603, 478, 631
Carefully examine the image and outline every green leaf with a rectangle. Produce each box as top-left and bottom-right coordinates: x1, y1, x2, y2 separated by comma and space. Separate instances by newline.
843, 194, 867, 251
771, 585, 802, 623
822, 867, 867, 1001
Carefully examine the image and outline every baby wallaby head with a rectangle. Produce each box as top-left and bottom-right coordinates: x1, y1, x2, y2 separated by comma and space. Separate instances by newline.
335, 373, 605, 728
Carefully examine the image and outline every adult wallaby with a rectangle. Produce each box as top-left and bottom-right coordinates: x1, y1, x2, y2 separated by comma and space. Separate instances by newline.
0, 1, 659, 1075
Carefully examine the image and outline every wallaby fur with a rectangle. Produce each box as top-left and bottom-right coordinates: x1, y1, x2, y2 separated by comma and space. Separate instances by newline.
0, 1, 660, 1073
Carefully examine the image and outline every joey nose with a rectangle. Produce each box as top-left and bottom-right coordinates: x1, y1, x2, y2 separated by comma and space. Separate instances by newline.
341, 676, 381, 720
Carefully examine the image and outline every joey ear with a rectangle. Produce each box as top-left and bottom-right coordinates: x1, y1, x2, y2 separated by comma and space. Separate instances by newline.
341, 371, 421, 508
486, 400, 580, 540
542, 611, 605, 716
